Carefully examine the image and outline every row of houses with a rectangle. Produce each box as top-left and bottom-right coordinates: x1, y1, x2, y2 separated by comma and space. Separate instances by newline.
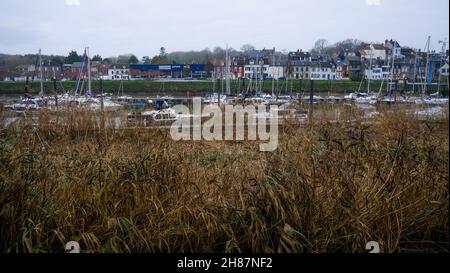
2, 61, 207, 81
212, 40, 449, 83
2, 61, 112, 82
213, 49, 350, 81
2, 39, 448, 83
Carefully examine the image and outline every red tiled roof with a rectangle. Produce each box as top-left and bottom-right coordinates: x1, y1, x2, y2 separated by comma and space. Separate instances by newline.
372, 44, 385, 50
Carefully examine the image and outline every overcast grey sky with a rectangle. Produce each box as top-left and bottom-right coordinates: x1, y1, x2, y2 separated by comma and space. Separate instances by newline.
0, 0, 448, 58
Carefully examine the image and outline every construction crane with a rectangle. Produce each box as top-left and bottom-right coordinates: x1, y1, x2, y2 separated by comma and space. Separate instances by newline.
425, 37, 447, 84
437, 38, 448, 96
438, 38, 448, 54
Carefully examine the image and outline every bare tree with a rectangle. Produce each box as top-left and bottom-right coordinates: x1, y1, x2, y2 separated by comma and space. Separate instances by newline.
312, 39, 329, 54
241, 44, 256, 52
160, 47, 167, 57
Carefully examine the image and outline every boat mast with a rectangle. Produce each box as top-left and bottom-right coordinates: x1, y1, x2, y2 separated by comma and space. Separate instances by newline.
39, 49, 44, 97
389, 43, 395, 97
412, 49, 418, 93
86, 47, 92, 96
437, 38, 448, 96
423, 36, 431, 98
367, 47, 373, 94
271, 53, 275, 97
255, 54, 259, 94
260, 57, 263, 94
284, 68, 288, 95
225, 44, 231, 96
212, 70, 216, 93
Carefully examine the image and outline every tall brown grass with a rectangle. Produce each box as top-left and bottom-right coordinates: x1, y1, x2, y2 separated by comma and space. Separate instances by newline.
0, 104, 448, 253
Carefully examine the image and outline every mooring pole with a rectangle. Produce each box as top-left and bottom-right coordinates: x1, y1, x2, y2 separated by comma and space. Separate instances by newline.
309, 79, 314, 124
24, 76, 29, 98
100, 77, 104, 110
99, 76, 105, 131
393, 80, 398, 103
53, 77, 57, 92
403, 79, 407, 95
100, 77, 104, 94
53, 77, 58, 107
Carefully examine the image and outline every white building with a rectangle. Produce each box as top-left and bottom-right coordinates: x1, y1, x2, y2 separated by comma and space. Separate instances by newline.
440, 63, 449, 76
310, 63, 337, 80
291, 64, 311, 79
385, 40, 403, 59
362, 44, 387, 61
244, 64, 269, 79
268, 66, 285, 79
365, 65, 391, 80
108, 67, 130, 80
365, 67, 383, 80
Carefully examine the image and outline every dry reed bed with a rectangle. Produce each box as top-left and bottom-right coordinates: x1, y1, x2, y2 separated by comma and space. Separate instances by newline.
0, 105, 448, 253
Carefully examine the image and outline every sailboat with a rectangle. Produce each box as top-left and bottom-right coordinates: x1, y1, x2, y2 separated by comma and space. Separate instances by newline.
345, 48, 379, 104
343, 76, 370, 102
5, 49, 45, 113
49, 47, 121, 111
204, 45, 230, 105
223, 44, 240, 104
416, 36, 449, 105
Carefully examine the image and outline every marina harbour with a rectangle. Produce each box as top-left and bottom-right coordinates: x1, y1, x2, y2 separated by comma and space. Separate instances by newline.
0, 0, 449, 256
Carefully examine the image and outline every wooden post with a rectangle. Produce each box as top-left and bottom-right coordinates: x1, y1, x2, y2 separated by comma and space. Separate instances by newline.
100, 77, 105, 131
403, 79, 407, 94
24, 76, 29, 98
53, 77, 57, 93
309, 80, 314, 124
309, 80, 314, 104
53, 77, 58, 107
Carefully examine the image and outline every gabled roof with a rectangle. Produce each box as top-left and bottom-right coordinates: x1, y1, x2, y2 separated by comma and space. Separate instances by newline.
385, 39, 401, 48
310, 61, 335, 68
310, 53, 332, 62
72, 62, 84, 68
346, 55, 361, 62
243, 48, 275, 59
291, 60, 312, 66
289, 50, 311, 59
333, 58, 345, 66
372, 44, 386, 50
